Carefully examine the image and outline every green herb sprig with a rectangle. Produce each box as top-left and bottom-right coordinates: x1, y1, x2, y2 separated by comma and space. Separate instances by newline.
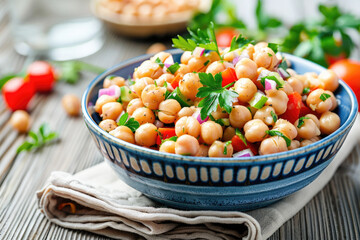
320, 93, 331, 101
117, 113, 140, 132
297, 117, 310, 128
266, 130, 291, 147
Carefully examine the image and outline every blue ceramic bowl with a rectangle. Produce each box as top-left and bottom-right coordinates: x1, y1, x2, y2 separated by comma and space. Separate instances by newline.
82, 50, 358, 211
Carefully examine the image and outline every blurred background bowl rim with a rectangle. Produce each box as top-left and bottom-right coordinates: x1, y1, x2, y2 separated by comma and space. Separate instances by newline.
81, 49, 358, 165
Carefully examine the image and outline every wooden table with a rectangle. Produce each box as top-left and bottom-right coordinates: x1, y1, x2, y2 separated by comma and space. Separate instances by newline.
1, 10, 360, 240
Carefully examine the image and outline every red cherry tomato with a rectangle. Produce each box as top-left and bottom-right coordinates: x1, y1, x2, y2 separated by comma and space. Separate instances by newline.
156, 128, 176, 145
2, 77, 35, 111
27, 61, 56, 92
231, 135, 258, 156
216, 28, 238, 48
279, 92, 302, 124
221, 68, 237, 87
329, 59, 360, 109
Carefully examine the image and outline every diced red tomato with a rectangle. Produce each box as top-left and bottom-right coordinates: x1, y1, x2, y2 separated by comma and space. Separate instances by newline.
171, 74, 181, 89
156, 128, 176, 145
279, 92, 302, 124
231, 135, 258, 156
2, 77, 35, 111
27, 61, 56, 92
216, 28, 238, 48
221, 68, 237, 87
299, 101, 313, 117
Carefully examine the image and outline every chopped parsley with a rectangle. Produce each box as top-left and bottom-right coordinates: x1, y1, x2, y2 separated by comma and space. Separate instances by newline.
260, 75, 284, 89
297, 116, 310, 128
268, 43, 279, 53
117, 113, 140, 132
155, 57, 164, 68
266, 130, 291, 147
235, 128, 247, 146
270, 111, 277, 123
267, 53, 273, 57
162, 136, 178, 143
302, 87, 310, 94
166, 63, 180, 74
204, 60, 210, 66
224, 141, 232, 155
229, 35, 252, 52
320, 93, 331, 101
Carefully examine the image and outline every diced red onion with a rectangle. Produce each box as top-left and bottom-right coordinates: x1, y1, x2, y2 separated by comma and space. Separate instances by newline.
193, 47, 205, 58
277, 68, 290, 79
232, 56, 240, 65
98, 85, 121, 99
265, 79, 277, 91
164, 55, 174, 68
154, 120, 165, 128
193, 111, 209, 124
257, 69, 271, 81
233, 149, 254, 158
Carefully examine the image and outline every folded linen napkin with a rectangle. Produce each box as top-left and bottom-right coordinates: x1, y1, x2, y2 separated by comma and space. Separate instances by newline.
37, 116, 359, 240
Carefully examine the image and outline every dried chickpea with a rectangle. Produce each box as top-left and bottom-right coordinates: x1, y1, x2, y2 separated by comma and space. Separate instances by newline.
175, 134, 200, 156
155, 73, 174, 87
288, 140, 300, 150
306, 89, 333, 113
103, 76, 125, 88
234, 78, 257, 102
134, 123, 157, 147
259, 136, 287, 155
159, 140, 176, 154
208, 141, 233, 158
126, 98, 144, 115
244, 119, 269, 143
62, 94, 81, 117
319, 111, 340, 135
133, 60, 163, 79
205, 61, 226, 75
110, 126, 135, 144
223, 126, 236, 142
254, 106, 277, 126
175, 116, 201, 138
181, 51, 192, 64
273, 119, 297, 140
132, 77, 154, 97
287, 76, 304, 94
179, 72, 202, 100
200, 121, 223, 145
253, 47, 278, 70
235, 58, 258, 81
9, 110, 30, 133
158, 99, 181, 124
94, 95, 116, 114
99, 119, 117, 132
265, 89, 289, 115
318, 70, 339, 92
141, 84, 166, 110
132, 107, 155, 125
195, 144, 209, 157
101, 102, 123, 120
229, 105, 252, 128
305, 114, 320, 128
175, 107, 195, 121
295, 118, 320, 139
146, 43, 167, 55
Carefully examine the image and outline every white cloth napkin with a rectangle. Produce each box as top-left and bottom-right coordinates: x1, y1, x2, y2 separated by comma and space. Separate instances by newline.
37, 116, 359, 240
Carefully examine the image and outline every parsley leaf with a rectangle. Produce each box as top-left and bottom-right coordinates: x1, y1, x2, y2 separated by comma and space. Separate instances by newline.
166, 63, 180, 74
266, 130, 291, 147
161, 136, 178, 144
172, 35, 197, 51
204, 60, 210, 66
320, 93, 331, 101
297, 117, 310, 128
229, 35, 252, 52
271, 111, 278, 123
17, 123, 58, 153
302, 87, 310, 94
117, 113, 140, 132
155, 57, 164, 68
235, 128, 247, 146
268, 43, 279, 53
224, 140, 232, 155
196, 72, 238, 120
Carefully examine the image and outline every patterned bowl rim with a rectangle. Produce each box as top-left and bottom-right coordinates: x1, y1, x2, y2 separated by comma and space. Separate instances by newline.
81, 49, 358, 164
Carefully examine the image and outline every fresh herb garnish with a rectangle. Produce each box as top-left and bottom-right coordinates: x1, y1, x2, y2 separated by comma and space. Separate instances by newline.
297, 117, 310, 128
235, 128, 247, 146
266, 130, 291, 147
117, 113, 140, 132
268, 43, 279, 53
55, 61, 105, 84
320, 93, 331, 101
302, 87, 310, 94
17, 123, 58, 153
270, 111, 277, 123
261, 75, 284, 89
204, 60, 210, 66
162, 136, 178, 143
229, 35, 252, 52
196, 72, 238, 120
166, 63, 180, 74
224, 140, 232, 155
155, 57, 164, 68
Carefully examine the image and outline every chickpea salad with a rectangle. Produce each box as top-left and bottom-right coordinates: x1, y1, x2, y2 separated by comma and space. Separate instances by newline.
94, 24, 340, 158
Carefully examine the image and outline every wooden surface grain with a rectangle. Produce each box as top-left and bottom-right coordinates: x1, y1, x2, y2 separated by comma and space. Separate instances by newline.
0, 5, 360, 240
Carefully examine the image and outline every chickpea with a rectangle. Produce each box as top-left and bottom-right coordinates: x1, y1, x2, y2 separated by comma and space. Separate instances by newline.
150, 52, 171, 63
9, 110, 30, 133
287, 76, 304, 94
188, 56, 208, 72
265, 89, 289, 115
234, 78, 257, 102
229, 105, 252, 128
208, 141, 233, 158
318, 70, 339, 92
181, 51, 192, 64
211, 105, 229, 120
103, 76, 125, 88
179, 72, 202, 100
223, 51, 238, 62
287, 68, 297, 77
132, 107, 155, 124
133, 60, 163, 79
155, 73, 174, 87
132, 77, 154, 97
259, 136, 287, 155
282, 82, 294, 95
223, 126, 236, 141
244, 44, 255, 59
235, 58, 258, 81
94, 95, 116, 114
300, 137, 320, 147
158, 99, 181, 124
244, 119, 269, 143
328, 92, 338, 111
195, 144, 209, 157
176, 107, 195, 121
175, 134, 200, 156
205, 61, 226, 75
295, 118, 320, 139
254, 106, 276, 126
62, 94, 81, 117
304, 73, 323, 89
99, 119, 117, 132
126, 98, 144, 115
141, 84, 166, 110
305, 114, 320, 128
200, 121, 223, 145
319, 111, 340, 135
254, 42, 268, 51
110, 126, 135, 144
273, 119, 297, 140
146, 43, 167, 55
101, 102, 123, 120
206, 51, 221, 63
134, 123, 157, 147
306, 89, 333, 113
175, 116, 201, 138
288, 140, 300, 150
174, 64, 191, 76
253, 47, 278, 70
159, 140, 176, 154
